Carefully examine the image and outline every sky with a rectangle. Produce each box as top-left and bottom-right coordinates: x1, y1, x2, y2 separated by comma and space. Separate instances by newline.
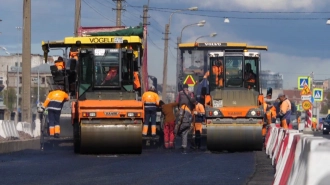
0, 0, 330, 89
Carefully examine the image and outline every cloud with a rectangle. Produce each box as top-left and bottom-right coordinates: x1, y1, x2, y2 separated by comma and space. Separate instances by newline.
133, 0, 330, 11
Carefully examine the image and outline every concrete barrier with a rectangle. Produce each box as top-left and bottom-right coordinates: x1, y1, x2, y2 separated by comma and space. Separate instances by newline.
264, 124, 330, 185
0, 119, 41, 154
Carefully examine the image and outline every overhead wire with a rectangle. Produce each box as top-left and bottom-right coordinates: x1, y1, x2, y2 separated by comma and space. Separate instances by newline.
94, 0, 126, 25
82, 0, 116, 23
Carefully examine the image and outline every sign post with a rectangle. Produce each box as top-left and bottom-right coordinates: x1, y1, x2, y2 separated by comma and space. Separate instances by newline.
183, 75, 196, 92
299, 77, 312, 129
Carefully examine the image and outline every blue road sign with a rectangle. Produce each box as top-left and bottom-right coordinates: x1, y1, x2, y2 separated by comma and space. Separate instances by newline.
313, 88, 323, 102
298, 76, 310, 90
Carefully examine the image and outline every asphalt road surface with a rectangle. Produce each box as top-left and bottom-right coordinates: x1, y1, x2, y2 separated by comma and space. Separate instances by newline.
0, 139, 257, 185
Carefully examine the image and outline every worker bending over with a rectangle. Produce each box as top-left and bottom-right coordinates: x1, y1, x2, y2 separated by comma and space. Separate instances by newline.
191, 98, 205, 150
159, 101, 178, 149
142, 86, 160, 137
38, 86, 69, 138
278, 93, 291, 129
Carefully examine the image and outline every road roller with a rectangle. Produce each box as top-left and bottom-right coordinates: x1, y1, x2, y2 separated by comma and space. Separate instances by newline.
41, 31, 151, 154
178, 42, 268, 151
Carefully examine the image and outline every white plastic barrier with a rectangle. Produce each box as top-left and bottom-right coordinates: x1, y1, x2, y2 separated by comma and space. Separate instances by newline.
266, 125, 278, 156
0, 120, 19, 139
272, 128, 286, 165
306, 142, 330, 185
273, 130, 301, 185
287, 137, 328, 185
0, 119, 40, 139
16, 122, 33, 137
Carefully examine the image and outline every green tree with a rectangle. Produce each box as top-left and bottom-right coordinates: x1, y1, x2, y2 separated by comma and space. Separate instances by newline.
3, 87, 17, 112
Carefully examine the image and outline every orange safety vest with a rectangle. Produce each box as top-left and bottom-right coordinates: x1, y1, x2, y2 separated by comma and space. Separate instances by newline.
55, 61, 65, 70
133, 71, 141, 89
204, 66, 223, 87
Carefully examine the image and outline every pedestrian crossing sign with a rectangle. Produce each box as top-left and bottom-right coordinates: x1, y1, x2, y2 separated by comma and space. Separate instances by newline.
297, 76, 310, 90
313, 88, 323, 102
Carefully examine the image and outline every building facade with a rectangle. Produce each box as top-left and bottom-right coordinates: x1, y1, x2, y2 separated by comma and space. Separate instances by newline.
0, 54, 60, 91
6, 63, 52, 112
260, 70, 283, 89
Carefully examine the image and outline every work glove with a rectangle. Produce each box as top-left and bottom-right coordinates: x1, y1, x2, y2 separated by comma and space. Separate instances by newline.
43, 110, 48, 116
37, 107, 45, 113
193, 111, 198, 115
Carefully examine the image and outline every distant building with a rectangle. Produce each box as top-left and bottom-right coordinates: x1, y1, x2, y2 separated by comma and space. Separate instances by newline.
7, 63, 52, 111
260, 70, 283, 89
313, 79, 325, 89
0, 54, 60, 91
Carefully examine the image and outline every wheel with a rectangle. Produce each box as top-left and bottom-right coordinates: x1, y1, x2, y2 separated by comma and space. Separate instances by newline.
73, 120, 81, 154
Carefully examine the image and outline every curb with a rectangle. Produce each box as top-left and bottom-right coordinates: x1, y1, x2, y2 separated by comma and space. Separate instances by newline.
0, 138, 40, 154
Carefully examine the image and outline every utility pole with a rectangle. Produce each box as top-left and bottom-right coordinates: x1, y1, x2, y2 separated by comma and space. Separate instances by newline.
22, 0, 31, 123
74, 0, 81, 36
113, 0, 125, 49
113, 0, 125, 26
162, 24, 169, 102
141, 5, 149, 93
176, 36, 182, 96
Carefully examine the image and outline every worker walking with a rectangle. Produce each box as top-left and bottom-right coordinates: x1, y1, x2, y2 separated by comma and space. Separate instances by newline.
37, 86, 70, 138
175, 103, 193, 154
142, 86, 160, 137
277, 93, 291, 129
159, 100, 178, 149
191, 98, 205, 150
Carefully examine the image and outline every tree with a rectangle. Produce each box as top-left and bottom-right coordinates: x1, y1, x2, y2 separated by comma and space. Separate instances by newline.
3, 87, 17, 112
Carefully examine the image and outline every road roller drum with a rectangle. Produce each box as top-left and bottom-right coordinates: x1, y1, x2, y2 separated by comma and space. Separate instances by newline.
77, 119, 142, 154
207, 124, 263, 152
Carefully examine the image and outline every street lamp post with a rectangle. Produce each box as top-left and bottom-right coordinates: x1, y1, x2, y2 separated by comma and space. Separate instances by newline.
15, 26, 22, 123
176, 20, 206, 96
195, 32, 217, 43
162, 6, 198, 103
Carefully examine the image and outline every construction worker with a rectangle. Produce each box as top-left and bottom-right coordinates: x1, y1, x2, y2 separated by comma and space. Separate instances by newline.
176, 84, 194, 110
191, 97, 205, 150
244, 63, 256, 88
312, 116, 317, 131
133, 71, 141, 91
159, 100, 178, 149
101, 67, 119, 85
175, 103, 193, 154
203, 59, 223, 87
69, 47, 79, 61
278, 93, 291, 129
37, 86, 69, 138
54, 56, 65, 70
262, 94, 276, 141
142, 86, 160, 137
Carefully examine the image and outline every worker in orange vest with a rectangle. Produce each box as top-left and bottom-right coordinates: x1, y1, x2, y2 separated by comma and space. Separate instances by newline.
191, 98, 205, 150
203, 59, 224, 88
54, 56, 66, 70
142, 86, 160, 137
278, 93, 291, 129
244, 63, 256, 89
262, 94, 276, 138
